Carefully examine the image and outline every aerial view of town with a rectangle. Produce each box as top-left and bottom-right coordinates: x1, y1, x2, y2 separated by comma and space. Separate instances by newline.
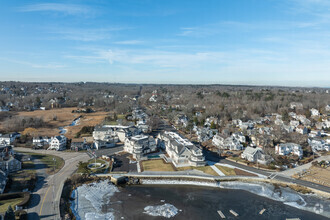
0, 1, 330, 220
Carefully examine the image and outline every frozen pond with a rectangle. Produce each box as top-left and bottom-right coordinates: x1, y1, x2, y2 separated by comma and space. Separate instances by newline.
70, 180, 330, 220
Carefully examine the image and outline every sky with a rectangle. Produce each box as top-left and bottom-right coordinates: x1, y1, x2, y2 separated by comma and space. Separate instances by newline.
0, 0, 330, 86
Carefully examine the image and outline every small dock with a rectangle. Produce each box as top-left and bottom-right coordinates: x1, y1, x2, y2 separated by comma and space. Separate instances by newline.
229, 209, 239, 217
217, 210, 225, 219
259, 208, 266, 215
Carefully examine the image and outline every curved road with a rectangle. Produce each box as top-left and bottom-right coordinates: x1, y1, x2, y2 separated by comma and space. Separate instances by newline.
16, 146, 124, 220
16, 148, 90, 220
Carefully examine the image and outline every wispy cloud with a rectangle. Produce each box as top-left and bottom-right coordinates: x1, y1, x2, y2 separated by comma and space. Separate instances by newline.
45, 26, 131, 42
0, 58, 65, 69
114, 40, 144, 45
18, 3, 90, 15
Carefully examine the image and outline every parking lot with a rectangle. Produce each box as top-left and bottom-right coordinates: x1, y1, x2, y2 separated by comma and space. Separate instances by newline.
112, 153, 137, 173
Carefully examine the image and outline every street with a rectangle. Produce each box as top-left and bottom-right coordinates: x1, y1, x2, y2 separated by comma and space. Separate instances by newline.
15, 146, 123, 220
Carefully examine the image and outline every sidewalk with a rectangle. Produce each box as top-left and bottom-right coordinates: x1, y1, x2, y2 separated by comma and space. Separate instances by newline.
280, 155, 330, 177
210, 165, 225, 176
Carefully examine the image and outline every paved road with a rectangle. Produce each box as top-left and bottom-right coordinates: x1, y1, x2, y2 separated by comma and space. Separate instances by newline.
212, 155, 330, 194
280, 154, 330, 177
16, 147, 90, 220
15, 146, 126, 220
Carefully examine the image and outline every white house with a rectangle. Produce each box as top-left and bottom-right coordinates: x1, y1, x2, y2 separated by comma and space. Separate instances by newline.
310, 108, 320, 116
241, 147, 270, 165
309, 138, 329, 152
93, 125, 141, 149
124, 135, 157, 160
326, 105, 330, 112
48, 135, 67, 151
295, 125, 308, 135
275, 143, 303, 158
212, 134, 226, 148
0, 133, 20, 145
158, 131, 205, 167
33, 136, 50, 147
212, 134, 243, 151
232, 132, 246, 143
290, 102, 303, 109
290, 120, 300, 128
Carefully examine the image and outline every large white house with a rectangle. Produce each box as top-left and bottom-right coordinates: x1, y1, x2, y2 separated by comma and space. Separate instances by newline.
241, 147, 270, 165
93, 125, 140, 144
48, 135, 67, 151
0, 133, 20, 145
124, 135, 157, 160
212, 134, 243, 151
158, 131, 205, 167
275, 143, 303, 158
310, 108, 320, 116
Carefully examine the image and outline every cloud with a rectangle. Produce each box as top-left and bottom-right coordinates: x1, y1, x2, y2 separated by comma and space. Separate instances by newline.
0, 58, 65, 69
77, 49, 227, 68
114, 40, 144, 45
18, 3, 90, 15
46, 26, 131, 42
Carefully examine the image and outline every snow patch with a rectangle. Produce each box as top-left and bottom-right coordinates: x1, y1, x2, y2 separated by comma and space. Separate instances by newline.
144, 203, 179, 218
70, 180, 119, 220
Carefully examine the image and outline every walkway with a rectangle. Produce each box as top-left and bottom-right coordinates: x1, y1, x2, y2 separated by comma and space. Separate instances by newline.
210, 165, 225, 176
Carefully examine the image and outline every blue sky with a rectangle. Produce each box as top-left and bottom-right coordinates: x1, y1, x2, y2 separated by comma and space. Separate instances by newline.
0, 0, 330, 86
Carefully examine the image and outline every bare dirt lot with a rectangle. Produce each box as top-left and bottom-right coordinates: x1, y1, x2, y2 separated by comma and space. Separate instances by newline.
1, 108, 109, 139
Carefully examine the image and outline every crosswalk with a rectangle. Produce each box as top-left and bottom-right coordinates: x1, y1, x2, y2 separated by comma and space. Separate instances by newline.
268, 173, 278, 179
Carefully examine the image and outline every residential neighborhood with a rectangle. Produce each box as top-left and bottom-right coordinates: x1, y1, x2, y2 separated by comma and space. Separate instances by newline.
0, 82, 329, 219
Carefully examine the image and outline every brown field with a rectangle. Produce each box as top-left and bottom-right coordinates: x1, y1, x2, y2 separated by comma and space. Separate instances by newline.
294, 166, 330, 187
1, 108, 110, 139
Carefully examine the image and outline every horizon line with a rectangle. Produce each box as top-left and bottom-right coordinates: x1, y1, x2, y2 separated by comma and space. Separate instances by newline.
0, 80, 329, 89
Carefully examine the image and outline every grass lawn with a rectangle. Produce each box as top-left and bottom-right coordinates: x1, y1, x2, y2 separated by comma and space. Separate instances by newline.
104, 121, 118, 125
177, 166, 219, 176
215, 165, 236, 176
117, 114, 126, 119
141, 159, 175, 172
21, 152, 65, 174
7, 159, 37, 192
0, 198, 23, 213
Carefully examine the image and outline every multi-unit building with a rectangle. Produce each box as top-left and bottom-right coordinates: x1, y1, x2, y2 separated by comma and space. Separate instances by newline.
275, 143, 303, 158
212, 134, 244, 151
158, 131, 205, 167
124, 135, 157, 160
93, 125, 140, 142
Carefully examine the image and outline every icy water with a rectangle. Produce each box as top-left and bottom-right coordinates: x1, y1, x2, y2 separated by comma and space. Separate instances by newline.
109, 184, 329, 220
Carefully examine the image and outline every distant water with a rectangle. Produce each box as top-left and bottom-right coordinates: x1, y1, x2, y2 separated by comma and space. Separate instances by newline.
108, 185, 329, 220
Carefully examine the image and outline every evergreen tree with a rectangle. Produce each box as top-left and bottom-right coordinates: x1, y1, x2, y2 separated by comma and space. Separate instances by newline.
5, 205, 15, 220
210, 121, 216, 129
